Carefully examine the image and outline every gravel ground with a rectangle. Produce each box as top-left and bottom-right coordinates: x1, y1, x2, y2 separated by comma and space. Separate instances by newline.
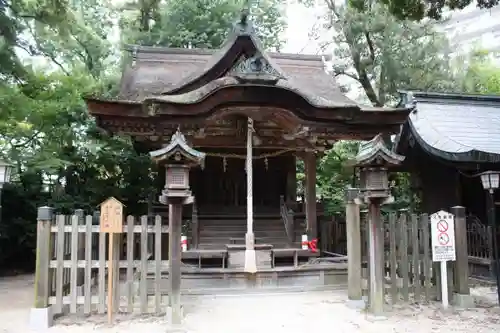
2, 274, 500, 333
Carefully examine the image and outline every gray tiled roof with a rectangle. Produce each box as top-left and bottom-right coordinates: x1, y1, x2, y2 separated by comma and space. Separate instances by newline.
119, 46, 358, 108
396, 92, 500, 163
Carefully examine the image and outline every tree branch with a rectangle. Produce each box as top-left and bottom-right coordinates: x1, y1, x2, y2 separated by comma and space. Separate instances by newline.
22, 23, 71, 76
334, 70, 360, 82
9, 131, 43, 149
71, 34, 96, 77
364, 32, 376, 63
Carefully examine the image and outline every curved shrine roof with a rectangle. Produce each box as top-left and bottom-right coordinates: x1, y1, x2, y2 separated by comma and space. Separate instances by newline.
118, 44, 358, 109
395, 91, 500, 163
85, 14, 411, 138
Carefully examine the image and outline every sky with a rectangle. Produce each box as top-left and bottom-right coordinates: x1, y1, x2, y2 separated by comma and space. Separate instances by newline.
282, 1, 326, 54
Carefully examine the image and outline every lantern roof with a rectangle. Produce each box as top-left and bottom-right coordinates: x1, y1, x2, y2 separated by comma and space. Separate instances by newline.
351, 134, 405, 167
150, 130, 206, 166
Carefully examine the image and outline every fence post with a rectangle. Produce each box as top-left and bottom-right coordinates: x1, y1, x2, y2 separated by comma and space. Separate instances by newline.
30, 206, 54, 330
74, 209, 85, 294
345, 188, 364, 308
451, 206, 473, 307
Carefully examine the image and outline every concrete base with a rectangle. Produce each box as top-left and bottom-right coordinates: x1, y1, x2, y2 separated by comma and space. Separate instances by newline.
165, 325, 188, 333
346, 298, 366, 310
453, 293, 475, 309
365, 313, 388, 321
166, 305, 184, 325
29, 306, 53, 331
244, 249, 257, 273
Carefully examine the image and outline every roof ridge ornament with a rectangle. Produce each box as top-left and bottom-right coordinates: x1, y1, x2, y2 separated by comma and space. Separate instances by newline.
228, 53, 283, 84
233, 1, 254, 35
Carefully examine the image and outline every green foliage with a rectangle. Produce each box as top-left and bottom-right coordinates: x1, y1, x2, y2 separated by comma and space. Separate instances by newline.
119, 0, 286, 50
454, 50, 500, 94
305, 0, 498, 21
381, 0, 498, 20
0, 0, 286, 273
317, 141, 358, 215
321, 2, 456, 106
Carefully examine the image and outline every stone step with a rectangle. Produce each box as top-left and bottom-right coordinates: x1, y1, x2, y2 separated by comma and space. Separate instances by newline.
197, 243, 301, 250
200, 226, 286, 232
200, 227, 305, 234
200, 220, 284, 223
198, 236, 291, 244
200, 231, 288, 237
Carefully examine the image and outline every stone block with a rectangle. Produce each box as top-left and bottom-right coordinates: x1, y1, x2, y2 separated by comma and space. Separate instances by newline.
29, 306, 53, 331
453, 293, 474, 309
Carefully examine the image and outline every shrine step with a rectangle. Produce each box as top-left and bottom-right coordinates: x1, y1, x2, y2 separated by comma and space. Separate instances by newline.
199, 230, 288, 237
197, 243, 301, 250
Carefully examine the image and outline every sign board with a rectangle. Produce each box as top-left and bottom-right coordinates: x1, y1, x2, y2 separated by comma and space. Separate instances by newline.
100, 197, 124, 233
430, 210, 456, 262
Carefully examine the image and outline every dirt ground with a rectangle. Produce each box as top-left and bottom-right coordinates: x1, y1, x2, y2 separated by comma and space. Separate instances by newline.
1, 274, 500, 333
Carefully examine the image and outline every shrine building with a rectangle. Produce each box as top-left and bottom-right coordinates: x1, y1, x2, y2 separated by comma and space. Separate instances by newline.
85, 11, 411, 268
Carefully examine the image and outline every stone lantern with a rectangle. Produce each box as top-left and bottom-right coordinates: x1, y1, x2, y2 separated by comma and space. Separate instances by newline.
149, 130, 205, 326
348, 134, 405, 316
150, 130, 205, 205
353, 134, 405, 204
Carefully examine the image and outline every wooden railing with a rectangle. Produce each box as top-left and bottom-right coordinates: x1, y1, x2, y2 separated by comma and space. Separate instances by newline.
280, 195, 294, 247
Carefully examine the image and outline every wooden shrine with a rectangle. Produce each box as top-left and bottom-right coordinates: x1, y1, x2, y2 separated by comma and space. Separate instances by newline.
85, 11, 411, 268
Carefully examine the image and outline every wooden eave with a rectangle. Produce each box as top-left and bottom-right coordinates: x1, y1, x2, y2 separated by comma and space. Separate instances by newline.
84, 15, 412, 147
85, 85, 412, 126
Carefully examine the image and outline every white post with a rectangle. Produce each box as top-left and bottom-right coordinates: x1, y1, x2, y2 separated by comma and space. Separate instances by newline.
440, 261, 449, 309
181, 235, 187, 252
301, 234, 308, 250
244, 117, 257, 273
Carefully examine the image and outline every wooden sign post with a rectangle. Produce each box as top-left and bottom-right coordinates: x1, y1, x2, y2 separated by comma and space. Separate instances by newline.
100, 197, 124, 324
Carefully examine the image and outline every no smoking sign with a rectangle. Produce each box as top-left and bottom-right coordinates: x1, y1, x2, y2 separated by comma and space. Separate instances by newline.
430, 211, 456, 262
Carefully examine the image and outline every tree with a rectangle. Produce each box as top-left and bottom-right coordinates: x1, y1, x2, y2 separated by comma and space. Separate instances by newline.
118, 0, 287, 50
318, 1, 456, 106
350, 0, 497, 21
0, 0, 288, 272
455, 49, 500, 94
300, 1, 453, 215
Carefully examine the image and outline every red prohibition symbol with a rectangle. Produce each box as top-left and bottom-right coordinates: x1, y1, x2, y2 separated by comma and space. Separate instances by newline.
437, 220, 448, 233
438, 232, 450, 245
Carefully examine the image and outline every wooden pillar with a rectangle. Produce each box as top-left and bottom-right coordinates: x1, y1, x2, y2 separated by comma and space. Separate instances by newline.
345, 188, 362, 303
287, 155, 297, 205
304, 151, 317, 239
191, 201, 199, 249
168, 201, 183, 324
367, 202, 384, 315
451, 206, 473, 307
34, 206, 54, 308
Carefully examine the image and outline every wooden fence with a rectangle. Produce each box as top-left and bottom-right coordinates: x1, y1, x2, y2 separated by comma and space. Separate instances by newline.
466, 217, 493, 278
360, 212, 437, 304
43, 214, 168, 315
